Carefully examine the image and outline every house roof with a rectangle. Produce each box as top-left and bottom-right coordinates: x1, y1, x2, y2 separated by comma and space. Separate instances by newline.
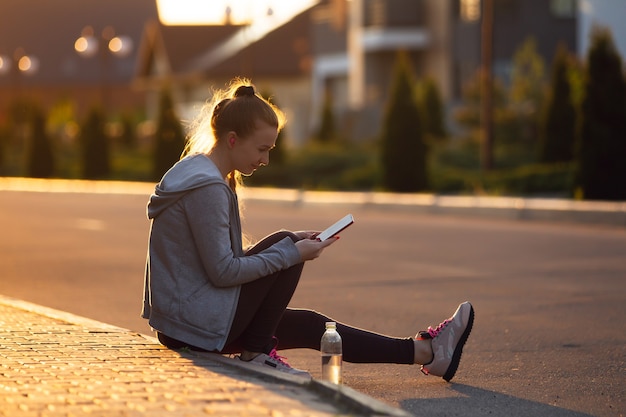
134, 5, 316, 87
0, 0, 157, 87
190, 9, 314, 78
134, 22, 244, 82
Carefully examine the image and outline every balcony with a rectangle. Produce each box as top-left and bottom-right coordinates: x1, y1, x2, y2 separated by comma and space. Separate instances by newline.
361, 27, 430, 52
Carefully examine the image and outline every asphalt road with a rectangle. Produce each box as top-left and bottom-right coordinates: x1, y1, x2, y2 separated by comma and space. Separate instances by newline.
1, 188, 624, 417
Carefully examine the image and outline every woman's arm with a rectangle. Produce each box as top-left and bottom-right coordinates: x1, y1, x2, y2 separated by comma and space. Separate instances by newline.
184, 185, 302, 287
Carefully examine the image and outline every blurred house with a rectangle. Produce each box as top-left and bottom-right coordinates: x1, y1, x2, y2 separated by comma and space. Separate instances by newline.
0, 0, 158, 122
314, 0, 578, 140
136, 0, 579, 145
133, 8, 314, 147
4, 0, 623, 147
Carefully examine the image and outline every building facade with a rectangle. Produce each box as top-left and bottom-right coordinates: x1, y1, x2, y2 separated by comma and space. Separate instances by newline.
4, 0, 618, 149
310, 0, 577, 141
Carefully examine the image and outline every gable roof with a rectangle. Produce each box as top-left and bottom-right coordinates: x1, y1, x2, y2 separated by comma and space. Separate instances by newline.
189, 9, 314, 78
134, 22, 243, 83
134, 5, 316, 87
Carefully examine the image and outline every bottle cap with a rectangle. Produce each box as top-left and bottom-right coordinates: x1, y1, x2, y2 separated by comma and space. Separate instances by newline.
325, 321, 336, 328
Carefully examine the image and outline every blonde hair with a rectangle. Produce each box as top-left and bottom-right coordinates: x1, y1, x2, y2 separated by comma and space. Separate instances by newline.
183, 78, 286, 194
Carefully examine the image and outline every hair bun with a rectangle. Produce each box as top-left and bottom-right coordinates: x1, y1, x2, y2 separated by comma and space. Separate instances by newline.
234, 85, 256, 97
212, 98, 231, 119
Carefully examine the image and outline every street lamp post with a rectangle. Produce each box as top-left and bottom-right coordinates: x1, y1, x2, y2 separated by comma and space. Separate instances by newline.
0, 47, 40, 100
74, 26, 133, 111
480, 0, 494, 172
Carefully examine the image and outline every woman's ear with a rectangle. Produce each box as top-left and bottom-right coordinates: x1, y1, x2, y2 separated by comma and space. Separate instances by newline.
227, 132, 237, 148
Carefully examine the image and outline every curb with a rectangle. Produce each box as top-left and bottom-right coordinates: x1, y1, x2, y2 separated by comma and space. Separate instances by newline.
191, 351, 412, 417
243, 188, 626, 227
0, 295, 412, 417
2, 177, 624, 227
0, 295, 128, 333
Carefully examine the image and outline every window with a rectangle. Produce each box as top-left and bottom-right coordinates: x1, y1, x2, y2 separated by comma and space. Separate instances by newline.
550, 0, 576, 18
460, 0, 481, 22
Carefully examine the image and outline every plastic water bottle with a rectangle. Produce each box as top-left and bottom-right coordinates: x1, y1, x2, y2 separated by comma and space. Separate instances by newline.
321, 321, 342, 384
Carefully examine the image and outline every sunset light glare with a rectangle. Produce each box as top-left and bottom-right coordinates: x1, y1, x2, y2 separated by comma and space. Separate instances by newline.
156, 0, 316, 25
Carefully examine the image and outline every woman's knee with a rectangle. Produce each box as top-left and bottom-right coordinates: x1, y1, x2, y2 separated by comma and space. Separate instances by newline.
247, 230, 299, 255
284, 308, 330, 329
273, 230, 299, 243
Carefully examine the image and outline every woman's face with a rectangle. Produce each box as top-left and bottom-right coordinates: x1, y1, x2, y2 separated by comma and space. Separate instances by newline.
231, 121, 277, 176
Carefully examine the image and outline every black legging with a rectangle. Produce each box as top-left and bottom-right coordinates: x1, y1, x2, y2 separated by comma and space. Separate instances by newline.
159, 231, 415, 364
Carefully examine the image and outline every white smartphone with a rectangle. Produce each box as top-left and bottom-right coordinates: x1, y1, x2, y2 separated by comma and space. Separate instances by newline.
316, 214, 354, 241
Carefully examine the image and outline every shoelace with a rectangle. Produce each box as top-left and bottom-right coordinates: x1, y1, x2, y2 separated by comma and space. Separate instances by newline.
426, 318, 451, 338
268, 348, 292, 368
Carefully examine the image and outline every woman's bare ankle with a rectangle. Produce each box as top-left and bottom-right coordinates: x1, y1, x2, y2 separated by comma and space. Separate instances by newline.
413, 339, 434, 365
239, 350, 262, 362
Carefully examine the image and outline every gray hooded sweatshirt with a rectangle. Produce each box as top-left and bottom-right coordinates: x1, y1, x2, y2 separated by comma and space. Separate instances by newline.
142, 154, 301, 351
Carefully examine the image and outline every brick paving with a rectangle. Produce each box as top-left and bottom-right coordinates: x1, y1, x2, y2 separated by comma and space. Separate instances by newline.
0, 298, 408, 417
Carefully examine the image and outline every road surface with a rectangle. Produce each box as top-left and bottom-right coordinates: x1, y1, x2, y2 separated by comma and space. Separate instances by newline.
1, 188, 624, 416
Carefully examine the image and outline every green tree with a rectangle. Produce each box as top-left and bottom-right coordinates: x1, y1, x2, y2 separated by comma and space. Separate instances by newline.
509, 38, 546, 111
4, 98, 38, 176
80, 106, 110, 179
153, 89, 185, 181
26, 106, 55, 178
315, 89, 337, 143
263, 91, 287, 166
539, 43, 577, 163
380, 51, 428, 192
508, 37, 547, 158
577, 27, 626, 200
452, 70, 507, 169
0, 124, 8, 174
454, 70, 507, 131
416, 77, 446, 141
119, 113, 137, 149
466, 38, 546, 168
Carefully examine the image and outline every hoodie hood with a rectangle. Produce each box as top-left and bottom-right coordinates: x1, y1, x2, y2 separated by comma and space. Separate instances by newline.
148, 154, 229, 219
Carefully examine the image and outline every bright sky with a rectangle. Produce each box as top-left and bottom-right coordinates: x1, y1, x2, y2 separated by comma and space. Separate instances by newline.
156, 0, 317, 25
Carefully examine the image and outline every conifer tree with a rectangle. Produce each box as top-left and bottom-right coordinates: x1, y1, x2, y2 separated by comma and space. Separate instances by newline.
26, 106, 55, 178
540, 43, 577, 163
119, 113, 137, 149
80, 106, 110, 179
508, 37, 546, 150
578, 27, 626, 200
315, 89, 336, 143
0, 126, 5, 173
509, 38, 545, 111
380, 51, 428, 192
262, 91, 287, 166
416, 77, 446, 141
153, 89, 185, 181
271, 125, 287, 167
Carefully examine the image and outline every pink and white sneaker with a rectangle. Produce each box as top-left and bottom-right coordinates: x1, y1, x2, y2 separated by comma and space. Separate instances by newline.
418, 301, 474, 382
240, 348, 310, 377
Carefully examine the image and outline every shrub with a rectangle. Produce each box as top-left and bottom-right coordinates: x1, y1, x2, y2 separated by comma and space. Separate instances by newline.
379, 51, 428, 192
245, 141, 379, 191
416, 77, 447, 141
314, 89, 337, 143
26, 106, 55, 178
540, 43, 577, 163
152, 89, 185, 181
80, 106, 110, 179
430, 163, 575, 196
577, 27, 626, 200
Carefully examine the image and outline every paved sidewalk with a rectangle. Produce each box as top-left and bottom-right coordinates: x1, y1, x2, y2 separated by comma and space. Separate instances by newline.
0, 296, 410, 417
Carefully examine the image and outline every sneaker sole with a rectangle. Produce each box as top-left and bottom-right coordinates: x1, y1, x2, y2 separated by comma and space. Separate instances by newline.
442, 304, 474, 382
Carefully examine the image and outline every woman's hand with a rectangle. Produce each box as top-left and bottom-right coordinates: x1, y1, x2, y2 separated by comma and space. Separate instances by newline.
294, 230, 318, 240
295, 235, 337, 261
